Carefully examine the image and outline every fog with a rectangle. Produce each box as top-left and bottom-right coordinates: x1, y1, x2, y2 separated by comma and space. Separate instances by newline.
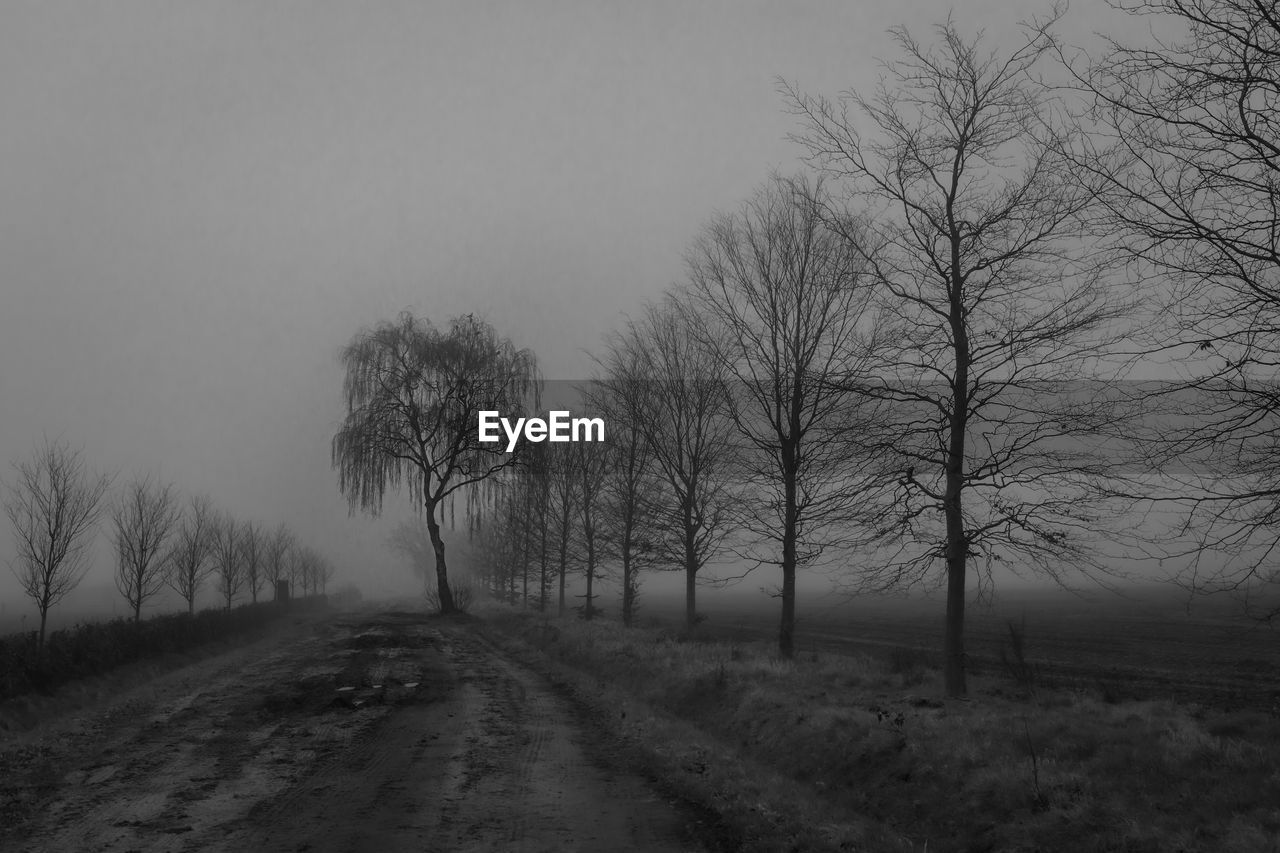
0, 2, 1146, 626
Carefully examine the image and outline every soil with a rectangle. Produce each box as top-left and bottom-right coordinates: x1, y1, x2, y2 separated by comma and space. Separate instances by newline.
0, 607, 714, 852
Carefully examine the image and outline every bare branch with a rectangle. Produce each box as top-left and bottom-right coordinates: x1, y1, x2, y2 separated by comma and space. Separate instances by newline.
3, 436, 111, 648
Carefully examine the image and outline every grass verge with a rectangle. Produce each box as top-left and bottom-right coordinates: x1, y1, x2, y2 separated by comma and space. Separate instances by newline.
0, 597, 330, 705
480, 605, 1280, 853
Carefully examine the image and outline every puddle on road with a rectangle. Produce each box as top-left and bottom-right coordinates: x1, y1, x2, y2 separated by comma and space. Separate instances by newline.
344, 630, 435, 650
256, 623, 440, 719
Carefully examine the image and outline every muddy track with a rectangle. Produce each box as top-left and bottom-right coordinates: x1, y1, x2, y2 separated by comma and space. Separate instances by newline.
0, 608, 710, 852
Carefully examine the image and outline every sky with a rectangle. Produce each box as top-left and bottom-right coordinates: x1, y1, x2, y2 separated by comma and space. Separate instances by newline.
0, 0, 1142, 621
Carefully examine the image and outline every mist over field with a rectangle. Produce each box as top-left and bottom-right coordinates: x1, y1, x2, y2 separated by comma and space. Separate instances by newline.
0, 0, 1146, 624
6, 2, 1280, 851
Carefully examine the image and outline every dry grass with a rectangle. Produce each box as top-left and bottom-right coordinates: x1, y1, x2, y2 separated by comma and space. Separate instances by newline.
485, 606, 1280, 853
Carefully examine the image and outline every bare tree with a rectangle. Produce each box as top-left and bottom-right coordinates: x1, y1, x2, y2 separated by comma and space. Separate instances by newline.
1067, 0, 1280, 614
239, 521, 263, 603
332, 312, 538, 613
498, 481, 534, 604
497, 441, 557, 612
624, 296, 738, 630
166, 494, 216, 614
785, 12, 1132, 695
511, 480, 539, 606
290, 543, 319, 598
586, 340, 661, 627
293, 547, 333, 596
111, 475, 180, 622
525, 442, 554, 611
683, 173, 885, 658
317, 554, 335, 594
574, 436, 610, 620
472, 489, 525, 602
549, 444, 579, 616
264, 523, 295, 600
292, 546, 311, 596
3, 437, 110, 648
210, 513, 243, 611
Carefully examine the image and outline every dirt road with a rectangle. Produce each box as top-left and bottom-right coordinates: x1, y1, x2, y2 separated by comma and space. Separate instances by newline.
0, 608, 712, 852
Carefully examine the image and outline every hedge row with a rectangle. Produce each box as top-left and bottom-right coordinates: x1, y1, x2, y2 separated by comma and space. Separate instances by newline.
0, 597, 327, 702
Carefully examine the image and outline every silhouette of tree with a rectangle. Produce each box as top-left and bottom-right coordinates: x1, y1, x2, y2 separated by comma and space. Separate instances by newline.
166, 494, 216, 614
111, 475, 180, 622
785, 11, 1132, 694
682, 173, 886, 658
210, 513, 243, 611
620, 296, 737, 630
333, 312, 538, 613
4, 437, 110, 649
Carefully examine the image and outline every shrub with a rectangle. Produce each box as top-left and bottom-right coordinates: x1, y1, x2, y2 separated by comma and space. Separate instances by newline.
425, 577, 476, 613
887, 645, 930, 685
0, 598, 324, 702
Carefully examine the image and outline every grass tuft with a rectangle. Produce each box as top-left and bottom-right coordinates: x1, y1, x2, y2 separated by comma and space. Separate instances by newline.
483, 605, 1280, 853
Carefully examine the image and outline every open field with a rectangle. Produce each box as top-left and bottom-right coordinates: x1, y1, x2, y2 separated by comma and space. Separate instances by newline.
629, 584, 1280, 709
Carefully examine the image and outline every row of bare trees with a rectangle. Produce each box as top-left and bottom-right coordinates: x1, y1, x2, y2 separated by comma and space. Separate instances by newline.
468, 435, 644, 622
469, 128, 1124, 699
476, 2, 1280, 699
154, 493, 335, 616
336, 2, 1280, 697
4, 437, 337, 649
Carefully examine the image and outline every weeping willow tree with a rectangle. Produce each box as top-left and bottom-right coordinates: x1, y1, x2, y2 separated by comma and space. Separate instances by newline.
332, 312, 539, 613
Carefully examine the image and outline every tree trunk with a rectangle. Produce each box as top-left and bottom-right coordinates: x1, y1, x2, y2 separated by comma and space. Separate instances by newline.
517, 508, 528, 606
621, 525, 634, 627
38, 603, 49, 652
558, 545, 568, 615
538, 513, 549, 612
684, 516, 697, 631
685, 559, 697, 630
683, 498, 699, 630
134, 600, 142, 623
779, 559, 796, 659
779, 476, 798, 658
943, 512, 967, 696
423, 500, 456, 614
944, 261, 971, 697
584, 531, 595, 621
943, 400, 969, 695
779, 439, 799, 658
557, 504, 571, 616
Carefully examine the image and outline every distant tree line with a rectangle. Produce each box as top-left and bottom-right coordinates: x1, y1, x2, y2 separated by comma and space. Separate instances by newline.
3, 436, 338, 650
337, 1, 1280, 698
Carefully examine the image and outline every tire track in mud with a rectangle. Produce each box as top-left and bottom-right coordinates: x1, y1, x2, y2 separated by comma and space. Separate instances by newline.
0, 611, 443, 853
430, 630, 704, 852
3, 608, 713, 852
237, 623, 706, 853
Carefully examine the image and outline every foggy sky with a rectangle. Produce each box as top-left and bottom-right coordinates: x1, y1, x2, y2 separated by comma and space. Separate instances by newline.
0, 1, 1136, 617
